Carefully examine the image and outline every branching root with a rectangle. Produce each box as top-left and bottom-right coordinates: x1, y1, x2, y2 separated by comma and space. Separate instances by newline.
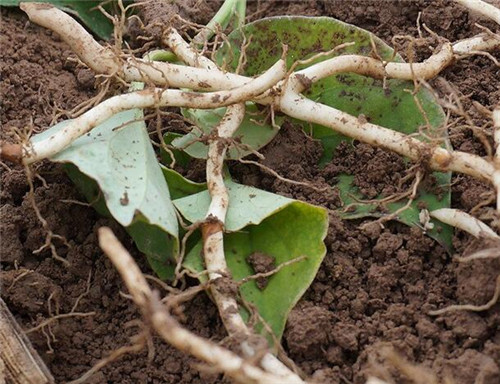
97, 227, 306, 384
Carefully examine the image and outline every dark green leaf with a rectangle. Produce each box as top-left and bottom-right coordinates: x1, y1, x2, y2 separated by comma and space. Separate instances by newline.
215, 16, 452, 249
2, 0, 115, 39
161, 165, 206, 200
160, 133, 193, 169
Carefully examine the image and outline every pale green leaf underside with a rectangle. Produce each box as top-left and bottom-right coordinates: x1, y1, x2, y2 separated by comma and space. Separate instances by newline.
177, 104, 282, 160
31, 109, 179, 272
173, 180, 294, 231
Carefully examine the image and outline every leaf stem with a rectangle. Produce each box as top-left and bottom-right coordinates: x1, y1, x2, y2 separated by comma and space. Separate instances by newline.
192, 0, 247, 45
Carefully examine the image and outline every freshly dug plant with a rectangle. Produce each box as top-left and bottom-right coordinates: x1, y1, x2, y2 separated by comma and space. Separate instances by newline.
1, 0, 500, 383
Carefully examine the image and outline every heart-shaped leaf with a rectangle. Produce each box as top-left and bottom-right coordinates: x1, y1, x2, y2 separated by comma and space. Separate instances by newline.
176, 181, 328, 340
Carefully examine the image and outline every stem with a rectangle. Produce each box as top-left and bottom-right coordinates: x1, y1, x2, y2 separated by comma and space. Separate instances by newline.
192, 0, 247, 45
144, 49, 178, 63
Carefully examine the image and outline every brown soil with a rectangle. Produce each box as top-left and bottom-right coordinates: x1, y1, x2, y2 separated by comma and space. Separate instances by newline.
1, 1, 500, 384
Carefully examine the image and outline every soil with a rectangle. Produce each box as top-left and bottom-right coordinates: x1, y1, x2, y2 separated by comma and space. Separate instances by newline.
1, 1, 500, 384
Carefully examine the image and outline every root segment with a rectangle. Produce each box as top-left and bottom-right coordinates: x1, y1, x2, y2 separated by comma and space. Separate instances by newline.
97, 227, 305, 384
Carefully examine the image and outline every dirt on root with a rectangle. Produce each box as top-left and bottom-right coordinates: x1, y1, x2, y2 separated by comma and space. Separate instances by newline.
1, 1, 500, 384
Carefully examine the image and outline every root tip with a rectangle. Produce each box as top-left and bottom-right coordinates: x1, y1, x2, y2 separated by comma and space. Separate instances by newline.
0, 141, 23, 164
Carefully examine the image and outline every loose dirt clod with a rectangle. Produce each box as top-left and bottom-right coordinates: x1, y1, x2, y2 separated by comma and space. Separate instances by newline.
246, 252, 276, 289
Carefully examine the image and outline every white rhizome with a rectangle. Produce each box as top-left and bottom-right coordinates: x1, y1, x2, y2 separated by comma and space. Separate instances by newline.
1, 1, 500, 383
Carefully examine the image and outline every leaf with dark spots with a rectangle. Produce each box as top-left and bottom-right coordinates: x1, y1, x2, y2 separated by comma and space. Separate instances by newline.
120, 192, 129, 206
213, 16, 451, 250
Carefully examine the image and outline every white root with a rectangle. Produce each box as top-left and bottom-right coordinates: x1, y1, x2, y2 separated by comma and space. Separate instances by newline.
203, 104, 248, 336
205, 117, 241, 225
15, 3, 497, 188
493, 106, 500, 211
122, 60, 247, 91
452, 0, 500, 58
278, 82, 495, 183
430, 208, 500, 239
295, 43, 454, 88
23, 0, 499, 92
97, 227, 306, 384
20, 2, 119, 73
20, 2, 248, 91
24, 58, 286, 164
21, 2, 500, 92
454, 0, 500, 26
452, 33, 500, 55
163, 28, 219, 70
164, 29, 304, 382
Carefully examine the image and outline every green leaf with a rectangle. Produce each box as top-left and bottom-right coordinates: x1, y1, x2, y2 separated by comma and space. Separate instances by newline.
2, 0, 116, 40
215, 16, 452, 249
160, 133, 193, 169
336, 174, 453, 249
31, 108, 180, 279
177, 181, 328, 340
161, 165, 206, 200
174, 180, 294, 231
177, 103, 283, 160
